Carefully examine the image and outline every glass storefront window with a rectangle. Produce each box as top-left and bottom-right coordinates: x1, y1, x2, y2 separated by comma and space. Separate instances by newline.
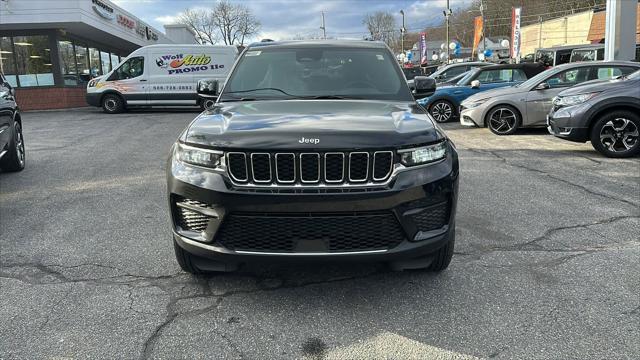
12, 35, 54, 87
58, 39, 78, 85
110, 53, 119, 69
100, 50, 111, 75
0, 37, 18, 87
89, 47, 101, 78
74, 43, 90, 83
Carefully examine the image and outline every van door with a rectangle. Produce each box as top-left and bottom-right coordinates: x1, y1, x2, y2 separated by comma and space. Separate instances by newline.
149, 50, 201, 105
105, 56, 148, 105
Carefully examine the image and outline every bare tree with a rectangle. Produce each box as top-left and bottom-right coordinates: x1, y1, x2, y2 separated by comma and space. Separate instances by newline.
362, 11, 398, 50
212, 0, 261, 46
177, 8, 218, 44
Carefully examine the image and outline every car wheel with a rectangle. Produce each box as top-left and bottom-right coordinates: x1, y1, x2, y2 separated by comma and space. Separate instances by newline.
429, 100, 455, 123
0, 121, 25, 172
102, 94, 125, 114
486, 105, 521, 135
590, 110, 640, 158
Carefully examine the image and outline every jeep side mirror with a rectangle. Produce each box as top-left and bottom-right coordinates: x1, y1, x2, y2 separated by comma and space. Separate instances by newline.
470, 80, 481, 89
197, 79, 219, 98
412, 76, 436, 99
535, 82, 550, 90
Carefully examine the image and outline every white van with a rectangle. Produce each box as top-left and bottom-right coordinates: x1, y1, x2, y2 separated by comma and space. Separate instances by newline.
86, 44, 237, 113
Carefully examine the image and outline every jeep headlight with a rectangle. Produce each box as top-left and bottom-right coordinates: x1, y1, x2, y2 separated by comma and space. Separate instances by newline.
176, 143, 223, 168
399, 141, 447, 166
553, 92, 599, 107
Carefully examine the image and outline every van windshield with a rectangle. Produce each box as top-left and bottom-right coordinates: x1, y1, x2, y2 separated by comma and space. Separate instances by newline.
220, 46, 413, 101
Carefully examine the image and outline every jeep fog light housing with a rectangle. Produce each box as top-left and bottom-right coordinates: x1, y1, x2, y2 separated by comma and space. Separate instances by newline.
399, 141, 447, 166
177, 143, 223, 168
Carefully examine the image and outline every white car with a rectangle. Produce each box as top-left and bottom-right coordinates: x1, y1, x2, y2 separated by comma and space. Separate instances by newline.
86, 44, 237, 113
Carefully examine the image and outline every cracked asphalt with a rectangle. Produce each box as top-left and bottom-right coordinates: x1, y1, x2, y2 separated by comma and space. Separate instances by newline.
1, 108, 638, 359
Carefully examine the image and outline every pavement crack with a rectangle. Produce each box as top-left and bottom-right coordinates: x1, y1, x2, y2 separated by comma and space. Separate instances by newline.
471, 148, 639, 209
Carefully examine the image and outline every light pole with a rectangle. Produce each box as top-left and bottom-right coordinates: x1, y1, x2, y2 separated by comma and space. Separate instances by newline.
320, 12, 326, 40
400, 10, 406, 60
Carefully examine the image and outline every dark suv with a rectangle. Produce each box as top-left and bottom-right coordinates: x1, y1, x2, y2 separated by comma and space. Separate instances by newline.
548, 69, 640, 157
0, 73, 25, 172
167, 41, 459, 273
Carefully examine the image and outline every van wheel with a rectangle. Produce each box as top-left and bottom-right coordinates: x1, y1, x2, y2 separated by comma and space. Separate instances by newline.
102, 94, 125, 114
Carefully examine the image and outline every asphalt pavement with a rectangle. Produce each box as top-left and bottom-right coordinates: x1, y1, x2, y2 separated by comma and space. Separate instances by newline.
1, 108, 638, 359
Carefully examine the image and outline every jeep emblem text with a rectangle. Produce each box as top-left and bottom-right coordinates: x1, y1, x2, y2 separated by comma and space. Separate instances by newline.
298, 136, 320, 144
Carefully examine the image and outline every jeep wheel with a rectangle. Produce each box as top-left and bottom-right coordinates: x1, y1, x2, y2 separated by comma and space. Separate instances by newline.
590, 111, 640, 158
102, 94, 125, 114
173, 240, 204, 274
429, 100, 455, 123
427, 229, 455, 272
0, 121, 25, 172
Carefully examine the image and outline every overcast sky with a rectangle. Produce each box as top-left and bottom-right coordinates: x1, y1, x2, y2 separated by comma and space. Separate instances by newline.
112, 0, 471, 42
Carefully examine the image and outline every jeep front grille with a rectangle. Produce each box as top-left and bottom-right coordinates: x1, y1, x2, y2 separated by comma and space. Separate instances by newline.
227, 151, 394, 186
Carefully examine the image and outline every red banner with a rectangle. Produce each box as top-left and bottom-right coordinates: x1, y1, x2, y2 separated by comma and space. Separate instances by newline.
472, 16, 483, 57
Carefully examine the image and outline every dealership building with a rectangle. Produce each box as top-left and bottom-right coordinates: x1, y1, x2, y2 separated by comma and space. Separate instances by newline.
0, 0, 196, 110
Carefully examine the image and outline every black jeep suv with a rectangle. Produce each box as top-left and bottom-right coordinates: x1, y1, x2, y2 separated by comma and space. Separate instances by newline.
167, 41, 459, 273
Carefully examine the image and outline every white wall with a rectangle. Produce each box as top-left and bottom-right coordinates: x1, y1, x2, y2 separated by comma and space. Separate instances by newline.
0, 0, 177, 46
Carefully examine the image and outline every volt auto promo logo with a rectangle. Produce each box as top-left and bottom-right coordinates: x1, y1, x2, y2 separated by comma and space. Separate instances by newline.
155, 54, 224, 75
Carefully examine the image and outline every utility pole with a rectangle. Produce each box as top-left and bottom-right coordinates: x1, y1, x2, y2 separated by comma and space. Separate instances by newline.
400, 10, 405, 60
480, 0, 486, 55
320, 12, 326, 39
444, 0, 451, 62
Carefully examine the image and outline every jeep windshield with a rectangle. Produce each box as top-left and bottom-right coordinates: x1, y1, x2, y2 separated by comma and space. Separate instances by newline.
219, 46, 413, 102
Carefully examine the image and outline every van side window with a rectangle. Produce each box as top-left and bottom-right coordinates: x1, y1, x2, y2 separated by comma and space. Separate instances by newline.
109, 57, 144, 81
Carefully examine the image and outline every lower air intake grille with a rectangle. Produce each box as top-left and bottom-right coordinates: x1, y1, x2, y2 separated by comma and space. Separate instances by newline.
176, 199, 213, 232
410, 202, 449, 232
215, 212, 405, 253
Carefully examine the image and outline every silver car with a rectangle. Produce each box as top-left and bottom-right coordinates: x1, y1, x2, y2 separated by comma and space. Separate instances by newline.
459, 61, 640, 135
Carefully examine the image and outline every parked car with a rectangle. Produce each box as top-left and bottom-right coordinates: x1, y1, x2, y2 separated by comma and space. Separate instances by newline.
437, 70, 472, 86
167, 40, 458, 273
86, 44, 238, 113
421, 64, 440, 76
428, 61, 491, 83
548, 69, 640, 157
535, 45, 577, 67
0, 72, 25, 172
402, 66, 423, 80
570, 45, 605, 62
418, 63, 545, 123
459, 61, 640, 135
521, 53, 535, 63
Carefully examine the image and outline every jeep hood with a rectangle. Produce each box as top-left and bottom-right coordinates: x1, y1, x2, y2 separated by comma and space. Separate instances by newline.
183, 100, 444, 150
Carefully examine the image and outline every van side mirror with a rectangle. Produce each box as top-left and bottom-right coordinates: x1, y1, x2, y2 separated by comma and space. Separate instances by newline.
470, 80, 481, 89
412, 76, 436, 99
535, 82, 550, 90
197, 79, 219, 98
